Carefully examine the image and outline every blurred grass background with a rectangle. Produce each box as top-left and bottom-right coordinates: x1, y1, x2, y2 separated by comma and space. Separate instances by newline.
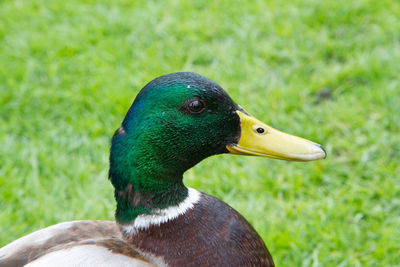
0, 0, 399, 265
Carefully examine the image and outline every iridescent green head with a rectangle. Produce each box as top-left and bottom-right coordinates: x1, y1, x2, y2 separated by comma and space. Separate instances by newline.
109, 72, 241, 221
109, 72, 325, 222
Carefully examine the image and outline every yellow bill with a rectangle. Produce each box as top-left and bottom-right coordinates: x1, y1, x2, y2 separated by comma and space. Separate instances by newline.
227, 111, 326, 161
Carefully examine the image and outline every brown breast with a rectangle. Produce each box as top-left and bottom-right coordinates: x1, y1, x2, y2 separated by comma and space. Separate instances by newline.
123, 193, 275, 267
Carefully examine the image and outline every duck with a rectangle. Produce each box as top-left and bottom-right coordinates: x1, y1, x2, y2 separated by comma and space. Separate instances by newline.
0, 72, 326, 267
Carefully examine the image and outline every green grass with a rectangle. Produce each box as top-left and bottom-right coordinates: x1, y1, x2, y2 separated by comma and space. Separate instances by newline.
1, 0, 399, 265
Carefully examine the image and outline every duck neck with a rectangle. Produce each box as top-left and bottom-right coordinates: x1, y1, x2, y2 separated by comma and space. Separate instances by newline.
113, 178, 188, 224
109, 127, 190, 224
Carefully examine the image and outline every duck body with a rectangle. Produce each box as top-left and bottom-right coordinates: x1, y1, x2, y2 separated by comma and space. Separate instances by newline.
122, 190, 272, 266
0, 72, 325, 266
0, 220, 151, 267
0, 190, 272, 266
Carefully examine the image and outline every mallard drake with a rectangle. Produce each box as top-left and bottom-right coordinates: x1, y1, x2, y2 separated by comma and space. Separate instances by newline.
0, 72, 326, 266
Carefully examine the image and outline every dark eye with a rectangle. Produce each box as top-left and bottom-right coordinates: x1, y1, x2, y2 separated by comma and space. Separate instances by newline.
187, 99, 205, 114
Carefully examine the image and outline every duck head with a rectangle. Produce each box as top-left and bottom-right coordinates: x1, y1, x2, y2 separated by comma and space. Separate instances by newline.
109, 72, 325, 222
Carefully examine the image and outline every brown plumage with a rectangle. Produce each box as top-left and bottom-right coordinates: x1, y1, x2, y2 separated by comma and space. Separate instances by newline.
0, 221, 152, 266
0, 193, 274, 267
125, 193, 274, 266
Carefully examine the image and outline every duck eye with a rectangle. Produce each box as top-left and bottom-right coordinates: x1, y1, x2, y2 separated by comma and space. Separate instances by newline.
187, 99, 205, 114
